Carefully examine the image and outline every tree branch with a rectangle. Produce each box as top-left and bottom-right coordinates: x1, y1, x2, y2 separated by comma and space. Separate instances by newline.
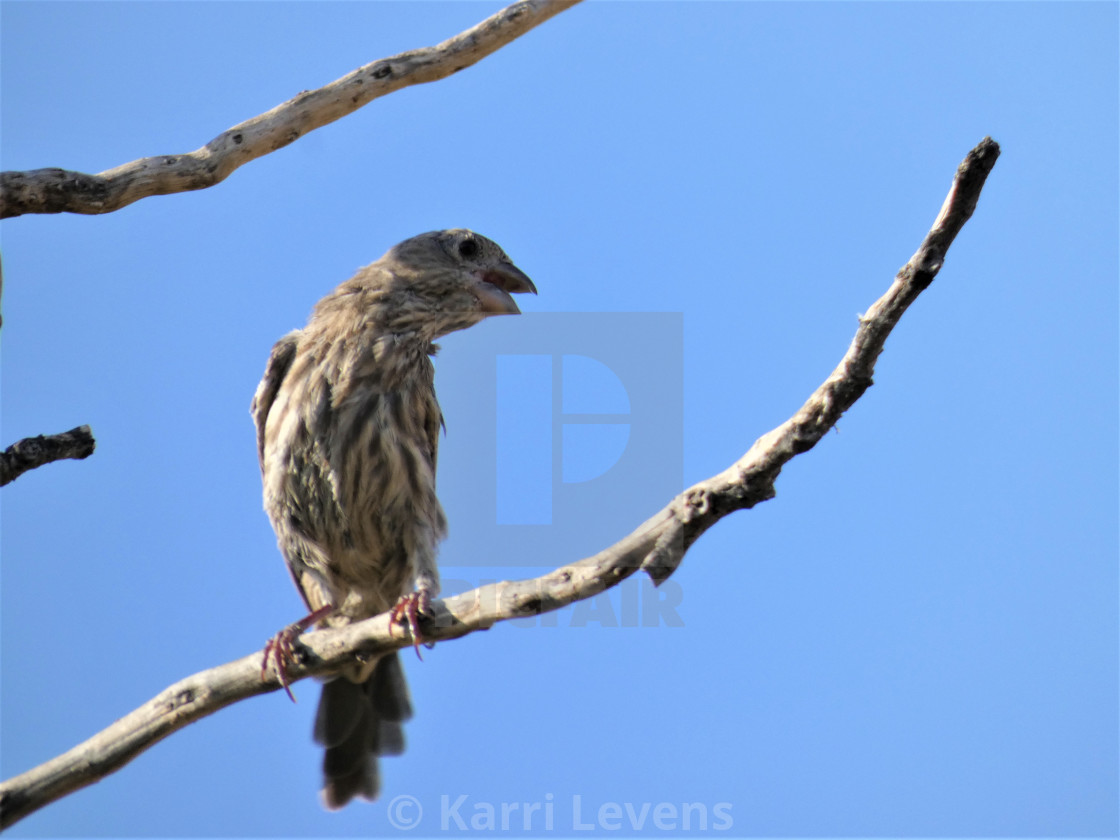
0, 426, 96, 487
0, 0, 581, 220
0, 138, 999, 828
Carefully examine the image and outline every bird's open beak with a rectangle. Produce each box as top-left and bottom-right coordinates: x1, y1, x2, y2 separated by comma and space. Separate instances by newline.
473, 263, 538, 315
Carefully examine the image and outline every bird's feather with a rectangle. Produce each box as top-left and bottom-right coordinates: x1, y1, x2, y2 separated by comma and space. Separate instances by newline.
253, 230, 534, 809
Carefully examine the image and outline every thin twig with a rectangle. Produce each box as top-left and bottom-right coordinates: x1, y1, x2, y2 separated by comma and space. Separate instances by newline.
0, 138, 999, 828
0, 0, 581, 219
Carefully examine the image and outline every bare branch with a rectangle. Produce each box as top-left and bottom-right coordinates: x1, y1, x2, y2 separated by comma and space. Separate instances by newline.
0, 426, 96, 487
638, 136, 1004, 580
0, 0, 581, 220
0, 138, 999, 828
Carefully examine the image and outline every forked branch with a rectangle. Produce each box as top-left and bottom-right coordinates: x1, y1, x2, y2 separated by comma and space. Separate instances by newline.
0, 138, 1000, 828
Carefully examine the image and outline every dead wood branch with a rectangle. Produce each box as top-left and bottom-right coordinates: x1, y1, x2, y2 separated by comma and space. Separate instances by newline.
0, 426, 96, 487
0, 0, 581, 219
0, 137, 999, 828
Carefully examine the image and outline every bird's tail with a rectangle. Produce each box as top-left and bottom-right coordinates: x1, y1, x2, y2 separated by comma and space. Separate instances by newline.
314, 652, 413, 809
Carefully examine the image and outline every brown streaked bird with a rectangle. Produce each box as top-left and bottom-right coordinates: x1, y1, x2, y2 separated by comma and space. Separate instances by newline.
251, 230, 535, 809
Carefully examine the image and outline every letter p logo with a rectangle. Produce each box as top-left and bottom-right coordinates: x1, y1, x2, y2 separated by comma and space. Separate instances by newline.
435, 313, 682, 568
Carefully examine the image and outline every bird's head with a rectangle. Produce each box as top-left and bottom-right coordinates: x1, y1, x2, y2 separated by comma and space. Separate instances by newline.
371, 229, 537, 339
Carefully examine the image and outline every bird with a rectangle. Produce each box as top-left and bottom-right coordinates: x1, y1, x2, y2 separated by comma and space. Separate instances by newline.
250, 229, 536, 809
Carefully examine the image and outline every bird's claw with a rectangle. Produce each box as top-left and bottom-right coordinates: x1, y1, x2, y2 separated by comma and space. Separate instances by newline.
391, 590, 433, 660
261, 605, 334, 702
262, 628, 299, 702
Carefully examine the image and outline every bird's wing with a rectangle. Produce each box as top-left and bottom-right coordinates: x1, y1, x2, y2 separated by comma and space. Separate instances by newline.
251, 330, 332, 615
426, 400, 444, 476
250, 330, 301, 471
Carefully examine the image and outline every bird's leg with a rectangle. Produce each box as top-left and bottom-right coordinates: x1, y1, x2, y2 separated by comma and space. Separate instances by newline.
390, 589, 433, 660
262, 604, 335, 702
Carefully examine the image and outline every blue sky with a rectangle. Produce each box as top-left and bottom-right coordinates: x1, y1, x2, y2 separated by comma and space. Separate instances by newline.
1, 2, 1117, 837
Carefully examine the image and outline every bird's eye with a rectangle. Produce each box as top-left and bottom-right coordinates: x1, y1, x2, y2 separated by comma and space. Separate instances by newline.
458, 238, 480, 259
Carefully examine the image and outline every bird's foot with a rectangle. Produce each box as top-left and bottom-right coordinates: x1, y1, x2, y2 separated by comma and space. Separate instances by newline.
262, 604, 335, 702
391, 590, 433, 660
